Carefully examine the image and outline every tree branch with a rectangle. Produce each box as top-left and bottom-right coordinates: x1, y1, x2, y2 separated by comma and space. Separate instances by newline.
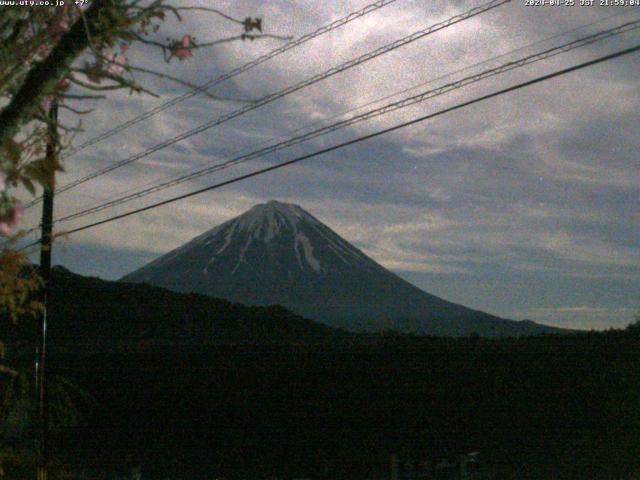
0, 0, 113, 146
70, 70, 160, 97
165, 6, 244, 24
62, 93, 106, 100
198, 33, 293, 48
0, 364, 18, 378
130, 31, 167, 49
128, 65, 256, 103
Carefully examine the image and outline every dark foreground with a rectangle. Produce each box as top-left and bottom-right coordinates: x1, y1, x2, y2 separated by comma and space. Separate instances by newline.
3, 330, 636, 479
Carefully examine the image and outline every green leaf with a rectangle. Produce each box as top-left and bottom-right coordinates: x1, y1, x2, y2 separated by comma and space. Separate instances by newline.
1, 139, 20, 166
20, 176, 35, 195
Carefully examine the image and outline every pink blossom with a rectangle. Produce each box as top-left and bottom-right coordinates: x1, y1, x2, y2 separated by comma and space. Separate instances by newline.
0, 202, 25, 236
20, 46, 34, 67
41, 95, 55, 112
86, 68, 102, 84
48, 17, 70, 37
173, 35, 194, 61
104, 53, 127, 75
55, 77, 71, 92
35, 43, 52, 60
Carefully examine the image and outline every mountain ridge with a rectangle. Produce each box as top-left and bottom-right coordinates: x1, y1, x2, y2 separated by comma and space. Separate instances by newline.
2, 265, 349, 354
122, 200, 565, 337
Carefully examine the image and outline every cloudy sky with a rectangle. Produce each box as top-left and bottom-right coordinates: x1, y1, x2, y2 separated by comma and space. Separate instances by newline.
18, 0, 640, 330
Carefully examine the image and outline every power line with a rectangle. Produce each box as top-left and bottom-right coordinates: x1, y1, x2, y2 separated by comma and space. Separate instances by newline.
23, 0, 399, 210
51, 19, 640, 225
63, 0, 400, 158
13, 13, 637, 242
36, 0, 512, 202
63, 9, 634, 218
21, 43, 637, 249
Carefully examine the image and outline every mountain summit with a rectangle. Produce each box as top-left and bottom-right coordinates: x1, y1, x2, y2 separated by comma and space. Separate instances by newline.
122, 201, 560, 336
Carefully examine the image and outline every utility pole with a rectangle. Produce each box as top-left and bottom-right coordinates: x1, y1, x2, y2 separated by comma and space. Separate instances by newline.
37, 99, 57, 480
390, 453, 399, 480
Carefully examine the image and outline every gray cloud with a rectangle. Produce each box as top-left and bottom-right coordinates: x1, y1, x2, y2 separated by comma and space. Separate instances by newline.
18, 0, 640, 330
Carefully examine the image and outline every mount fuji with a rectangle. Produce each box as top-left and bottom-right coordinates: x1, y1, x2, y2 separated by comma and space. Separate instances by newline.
122, 201, 561, 337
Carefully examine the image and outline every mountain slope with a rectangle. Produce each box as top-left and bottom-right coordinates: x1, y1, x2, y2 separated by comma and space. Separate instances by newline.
2, 266, 347, 353
122, 201, 563, 337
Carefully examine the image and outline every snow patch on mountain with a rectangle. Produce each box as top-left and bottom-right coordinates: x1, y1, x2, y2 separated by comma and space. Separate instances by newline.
232, 234, 255, 275
128, 200, 382, 283
226, 201, 327, 273
295, 232, 322, 272
122, 200, 562, 337
216, 224, 236, 254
